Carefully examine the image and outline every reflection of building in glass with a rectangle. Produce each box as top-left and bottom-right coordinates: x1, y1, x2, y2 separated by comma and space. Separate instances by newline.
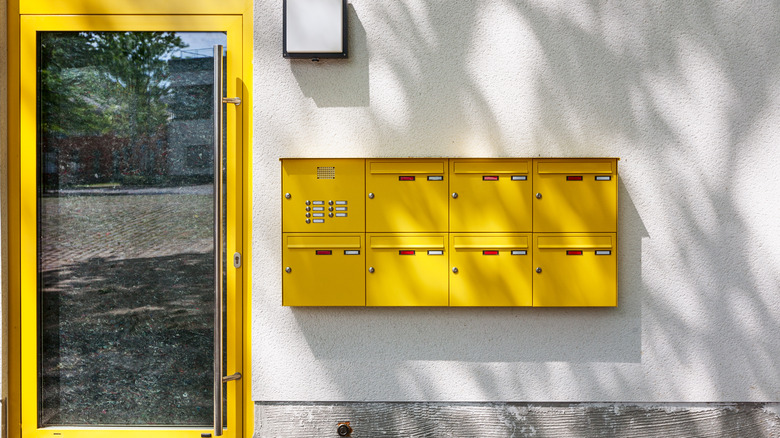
166, 52, 222, 185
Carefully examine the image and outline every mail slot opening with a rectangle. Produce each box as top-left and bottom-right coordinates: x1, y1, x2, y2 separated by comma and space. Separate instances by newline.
566, 250, 583, 255
566, 176, 583, 181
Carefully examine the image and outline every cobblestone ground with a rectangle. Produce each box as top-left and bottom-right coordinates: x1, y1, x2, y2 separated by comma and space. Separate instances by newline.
39, 191, 220, 426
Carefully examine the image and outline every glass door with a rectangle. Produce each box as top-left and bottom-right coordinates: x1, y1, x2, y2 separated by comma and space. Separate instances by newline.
20, 15, 243, 438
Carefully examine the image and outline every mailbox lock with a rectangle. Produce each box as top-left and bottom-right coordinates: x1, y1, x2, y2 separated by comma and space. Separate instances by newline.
536, 193, 542, 199
536, 267, 542, 274
285, 267, 292, 273
337, 422, 352, 437
368, 267, 375, 273
451, 192, 458, 199
368, 193, 375, 199
452, 267, 459, 273
285, 193, 291, 199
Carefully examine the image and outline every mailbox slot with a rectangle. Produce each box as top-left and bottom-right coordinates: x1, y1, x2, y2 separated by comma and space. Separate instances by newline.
533, 158, 617, 233
282, 159, 365, 233
283, 234, 366, 306
450, 234, 532, 306
532, 233, 617, 307
450, 159, 532, 232
366, 234, 448, 306
366, 159, 448, 232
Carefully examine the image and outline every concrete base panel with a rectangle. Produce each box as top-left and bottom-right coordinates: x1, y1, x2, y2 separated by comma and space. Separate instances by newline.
255, 402, 780, 438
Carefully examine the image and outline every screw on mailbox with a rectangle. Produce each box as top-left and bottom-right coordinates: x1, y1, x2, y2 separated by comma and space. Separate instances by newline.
536, 267, 542, 273
285, 267, 292, 273
536, 193, 542, 199
368, 193, 374, 199
368, 267, 375, 273
452, 267, 459, 273
285, 193, 291, 199
451, 192, 458, 199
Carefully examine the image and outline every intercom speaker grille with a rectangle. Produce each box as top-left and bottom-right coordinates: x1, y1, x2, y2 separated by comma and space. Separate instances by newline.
317, 167, 335, 179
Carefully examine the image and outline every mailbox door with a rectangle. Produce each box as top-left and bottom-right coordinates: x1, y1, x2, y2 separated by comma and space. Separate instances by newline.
366, 234, 449, 306
282, 233, 366, 306
449, 159, 532, 232
365, 159, 448, 232
532, 233, 617, 307
282, 159, 365, 233
450, 234, 532, 306
533, 159, 618, 232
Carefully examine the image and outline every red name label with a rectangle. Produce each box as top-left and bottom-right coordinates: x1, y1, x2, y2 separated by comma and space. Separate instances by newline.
483, 250, 499, 255
399, 176, 415, 181
482, 175, 499, 181
566, 176, 583, 181
399, 250, 416, 255
566, 250, 583, 255
315, 250, 333, 255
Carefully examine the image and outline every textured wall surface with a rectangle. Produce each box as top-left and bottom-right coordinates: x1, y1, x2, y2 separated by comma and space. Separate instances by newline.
253, 0, 780, 402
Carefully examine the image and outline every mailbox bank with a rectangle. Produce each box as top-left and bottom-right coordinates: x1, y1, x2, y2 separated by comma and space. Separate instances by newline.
281, 158, 618, 307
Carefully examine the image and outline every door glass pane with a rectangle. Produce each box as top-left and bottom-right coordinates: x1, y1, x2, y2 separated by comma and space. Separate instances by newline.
37, 31, 227, 427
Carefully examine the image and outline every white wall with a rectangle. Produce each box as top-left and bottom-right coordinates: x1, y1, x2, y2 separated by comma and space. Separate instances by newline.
253, 0, 780, 402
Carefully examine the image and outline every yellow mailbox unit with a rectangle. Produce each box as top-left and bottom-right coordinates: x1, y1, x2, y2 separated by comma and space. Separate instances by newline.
282, 158, 365, 233
282, 233, 366, 306
280, 158, 618, 307
449, 159, 533, 232
532, 233, 617, 306
533, 158, 617, 233
366, 234, 449, 306
366, 159, 449, 232
449, 234, 533, 306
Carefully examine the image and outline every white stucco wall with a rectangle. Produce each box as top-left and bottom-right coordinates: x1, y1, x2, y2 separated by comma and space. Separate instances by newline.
253, 0, 780, 402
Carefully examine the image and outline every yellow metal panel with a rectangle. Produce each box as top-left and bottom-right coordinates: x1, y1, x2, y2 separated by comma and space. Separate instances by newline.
366, 233, 449, 306
450, 234, 532, 307
20, 0, 248, 15
366, 159, 448, 232
288, 235, 362, 249
537, 161, 613, 174
533, 158, 618, 232
452, 235, 528, 249
283, 233, 366, 306
282, 158, 365, 233
452, 160, 529, 174
537, 235, 613, 249
369, 161, 445, 174
532, 233, 617, 307
369, 235, 444, 249
449, 159, 532, 232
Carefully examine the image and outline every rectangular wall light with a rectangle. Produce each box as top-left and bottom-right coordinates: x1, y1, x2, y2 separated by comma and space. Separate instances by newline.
283, 0, 348, 60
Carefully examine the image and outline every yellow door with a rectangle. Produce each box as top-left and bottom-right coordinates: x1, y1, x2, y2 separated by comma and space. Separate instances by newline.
282, 234, 366, 306
532, 159, 618, 232
449, 159, 532, 232
366, 234, 449, 306
282, 159, 366, 233
450, 234, 532, 306
532, 234, 617, 307
17, 14, 247, 438
365, 159, 449, 232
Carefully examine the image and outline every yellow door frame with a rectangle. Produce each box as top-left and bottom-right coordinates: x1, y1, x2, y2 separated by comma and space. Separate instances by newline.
7, 2, 253, 438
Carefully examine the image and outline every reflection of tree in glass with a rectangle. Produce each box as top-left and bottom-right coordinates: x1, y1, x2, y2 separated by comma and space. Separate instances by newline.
40, 32, 186, 187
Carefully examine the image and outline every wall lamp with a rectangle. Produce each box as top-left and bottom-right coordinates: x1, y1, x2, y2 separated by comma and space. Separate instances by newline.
283, 0, 348, 61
